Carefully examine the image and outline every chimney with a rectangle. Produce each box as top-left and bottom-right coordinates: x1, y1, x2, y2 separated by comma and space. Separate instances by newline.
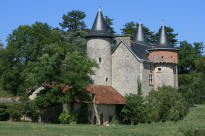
116, 34, 131, 46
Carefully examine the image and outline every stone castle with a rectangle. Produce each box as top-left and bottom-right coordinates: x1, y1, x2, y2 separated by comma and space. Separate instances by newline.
86, 9, 178, 96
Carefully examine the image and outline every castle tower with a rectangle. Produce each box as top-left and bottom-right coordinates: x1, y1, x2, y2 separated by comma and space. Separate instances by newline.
147, 24, 179, 89
86, 9, 113, 85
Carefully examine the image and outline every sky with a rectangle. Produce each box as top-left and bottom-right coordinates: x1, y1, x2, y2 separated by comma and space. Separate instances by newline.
0, 0, 205, 47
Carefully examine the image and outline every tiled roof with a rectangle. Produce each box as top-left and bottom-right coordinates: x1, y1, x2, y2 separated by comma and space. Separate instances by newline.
86, 85, 126, 104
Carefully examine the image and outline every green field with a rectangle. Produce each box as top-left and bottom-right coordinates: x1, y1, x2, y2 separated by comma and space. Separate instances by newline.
0, 105, 205, 136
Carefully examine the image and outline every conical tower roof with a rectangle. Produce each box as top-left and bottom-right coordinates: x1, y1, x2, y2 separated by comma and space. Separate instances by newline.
157, 23, 173, 48
133, 22, 149, 45
86, 9, 113, 38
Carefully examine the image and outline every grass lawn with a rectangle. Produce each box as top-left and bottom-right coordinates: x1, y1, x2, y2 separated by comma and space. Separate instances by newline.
0, 105, 205, 136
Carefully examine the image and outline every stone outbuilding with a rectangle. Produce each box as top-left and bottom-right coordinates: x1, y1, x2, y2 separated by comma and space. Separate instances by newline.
74, 85, 125, 125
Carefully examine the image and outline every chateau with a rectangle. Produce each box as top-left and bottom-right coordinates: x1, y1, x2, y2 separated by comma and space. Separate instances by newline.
24, 9, 179, 125
86, 9, 178, 97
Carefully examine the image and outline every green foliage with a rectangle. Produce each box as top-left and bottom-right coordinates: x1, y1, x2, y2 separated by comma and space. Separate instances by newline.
146, 86, 188, 122
0, 22, 64, 96
25, 43, 97, 109
0, 104, 9, 121
59, 112, 78, 124
178, 73, 205, 104
195, 55, 205, 74
179, 127, 205, 136
59, 10, 86, 32
7, 101, 25, 121
59, 112, 70, 124
110, 116, 119, 125
178, 41, 203, 74
120, 93, 150, 124
0, 87, 13, 97
77, 103, 89, 124
104, 16, 115, 35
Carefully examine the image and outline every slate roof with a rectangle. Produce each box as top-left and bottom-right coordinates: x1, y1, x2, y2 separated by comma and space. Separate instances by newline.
133, 22, 149, 45
86, 9, 113, 38
156, 24, 174, 48
131, 43, 151, 61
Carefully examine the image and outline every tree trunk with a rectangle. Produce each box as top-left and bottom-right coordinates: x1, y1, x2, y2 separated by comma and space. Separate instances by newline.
92, 95, 100, 125
62, 103, 70, 113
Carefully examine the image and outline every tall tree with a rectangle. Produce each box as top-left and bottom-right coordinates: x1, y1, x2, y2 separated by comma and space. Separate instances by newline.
24, 42, 97, 112
59, 10, 87, 32
59, 10, 89, 53
0, 22, 64, 95
104, 16, 115, 35
177, 41, 203, 74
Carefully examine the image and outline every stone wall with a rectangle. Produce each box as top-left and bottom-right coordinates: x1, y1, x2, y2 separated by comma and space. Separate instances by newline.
153, 63, 177, 89
87, 38, 112, 86
112, 42, 140, 95
141, 62, 153, 96
73, 103, 116, 125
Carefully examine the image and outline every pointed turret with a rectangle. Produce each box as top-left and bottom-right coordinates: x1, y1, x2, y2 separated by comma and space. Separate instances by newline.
133, 22, 149, 45
86, 9, 113, 38
157, 23, 173, 48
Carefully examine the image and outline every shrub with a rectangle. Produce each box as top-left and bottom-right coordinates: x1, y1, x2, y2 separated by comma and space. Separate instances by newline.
0, 104, 9, 121
59, 112, 78, 124
146, 86, 189, 122
110, 116, 119, 125
7, 101, 25, 121
120, 93, 150, 124
59, 112, 70, 124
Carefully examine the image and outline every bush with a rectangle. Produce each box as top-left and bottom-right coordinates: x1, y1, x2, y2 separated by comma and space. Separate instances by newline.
110, 116, 119, 125
0, 104, 9, 121
59, 112, 70, 124
7, 101, 25, 121
120, 93, 150, 124
59, 112, 78, 124
146, 86, 189, 122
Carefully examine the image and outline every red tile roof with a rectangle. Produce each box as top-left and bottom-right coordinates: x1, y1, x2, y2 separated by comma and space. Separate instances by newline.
86, 85, 126, 104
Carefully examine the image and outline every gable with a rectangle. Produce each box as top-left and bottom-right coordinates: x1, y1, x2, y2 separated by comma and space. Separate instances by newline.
112, 40, 142, 62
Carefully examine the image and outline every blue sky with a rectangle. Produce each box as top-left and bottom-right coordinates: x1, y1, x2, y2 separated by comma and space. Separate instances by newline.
0, 0, 204, 46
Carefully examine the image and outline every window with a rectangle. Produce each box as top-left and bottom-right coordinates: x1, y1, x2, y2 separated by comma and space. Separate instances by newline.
99, 58, 102, 63
158, 67, 162, 72
106, 77, 108, 82
149, 74, 153, 86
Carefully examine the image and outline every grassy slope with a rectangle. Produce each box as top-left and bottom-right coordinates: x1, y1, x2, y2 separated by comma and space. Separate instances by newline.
0, 105, 205, 136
